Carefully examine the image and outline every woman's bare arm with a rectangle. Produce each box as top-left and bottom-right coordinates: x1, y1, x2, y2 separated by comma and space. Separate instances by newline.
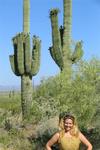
45, 132, 59, 150
79, 132, 92, 150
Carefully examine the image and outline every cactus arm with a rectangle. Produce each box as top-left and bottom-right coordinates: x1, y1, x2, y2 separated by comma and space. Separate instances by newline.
24, 34, 31, 73
49, 46, 63, 70
50, 9, 64, 70
16, 34, 25, 75
9, 55, 15, 74
9, 55, 20, 76
50, 9, 62, 52
30, 36, 41, 76
49, 46, 56, 62
12, 34, 25, 75
71, 41, 84, 63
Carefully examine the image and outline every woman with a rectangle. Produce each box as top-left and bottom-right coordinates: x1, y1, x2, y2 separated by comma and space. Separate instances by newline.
46, 113, 92, 150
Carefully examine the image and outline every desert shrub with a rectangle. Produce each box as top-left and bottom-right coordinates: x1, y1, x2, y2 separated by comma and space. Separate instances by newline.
31, 58, 100, 129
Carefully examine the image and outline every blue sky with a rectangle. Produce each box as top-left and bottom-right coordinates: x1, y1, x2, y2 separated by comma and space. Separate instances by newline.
0, 0, 100, 87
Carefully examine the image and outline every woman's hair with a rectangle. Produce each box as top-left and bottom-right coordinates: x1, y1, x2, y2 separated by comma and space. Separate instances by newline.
59, 112, 79, 137
63, 114, 75, 124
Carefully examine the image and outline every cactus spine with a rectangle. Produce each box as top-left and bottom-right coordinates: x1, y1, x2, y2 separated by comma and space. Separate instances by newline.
49, 0, 83, 73
9, 0, 41, 119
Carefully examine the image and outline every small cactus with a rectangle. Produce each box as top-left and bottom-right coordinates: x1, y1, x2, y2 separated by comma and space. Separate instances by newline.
9, 0, 41, 119
49, 0, 83, 73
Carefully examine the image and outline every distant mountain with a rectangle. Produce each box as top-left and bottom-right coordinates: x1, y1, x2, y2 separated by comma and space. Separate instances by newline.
0, 85, 20, 91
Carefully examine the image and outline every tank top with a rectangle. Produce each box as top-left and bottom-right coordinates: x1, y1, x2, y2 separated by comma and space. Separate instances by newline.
58, 131, 80, 150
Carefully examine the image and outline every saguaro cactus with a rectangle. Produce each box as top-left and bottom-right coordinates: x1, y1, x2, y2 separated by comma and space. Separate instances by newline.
9, 0, 41, 119
49, 0, 83, 73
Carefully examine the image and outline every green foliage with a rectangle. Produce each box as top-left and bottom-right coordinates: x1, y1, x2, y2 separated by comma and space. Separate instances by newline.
31, 58, 100, 129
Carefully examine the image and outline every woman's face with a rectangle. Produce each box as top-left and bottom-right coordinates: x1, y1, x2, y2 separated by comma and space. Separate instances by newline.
64, 118, 74, 131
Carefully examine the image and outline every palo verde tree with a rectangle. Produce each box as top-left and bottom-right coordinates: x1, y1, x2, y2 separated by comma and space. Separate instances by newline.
49, 0, 83, 74
9, 0, 41, 120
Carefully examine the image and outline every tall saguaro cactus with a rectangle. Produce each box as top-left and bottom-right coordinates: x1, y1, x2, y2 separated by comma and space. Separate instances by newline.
49, 0, 83, 73
9, 0, 41, 119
